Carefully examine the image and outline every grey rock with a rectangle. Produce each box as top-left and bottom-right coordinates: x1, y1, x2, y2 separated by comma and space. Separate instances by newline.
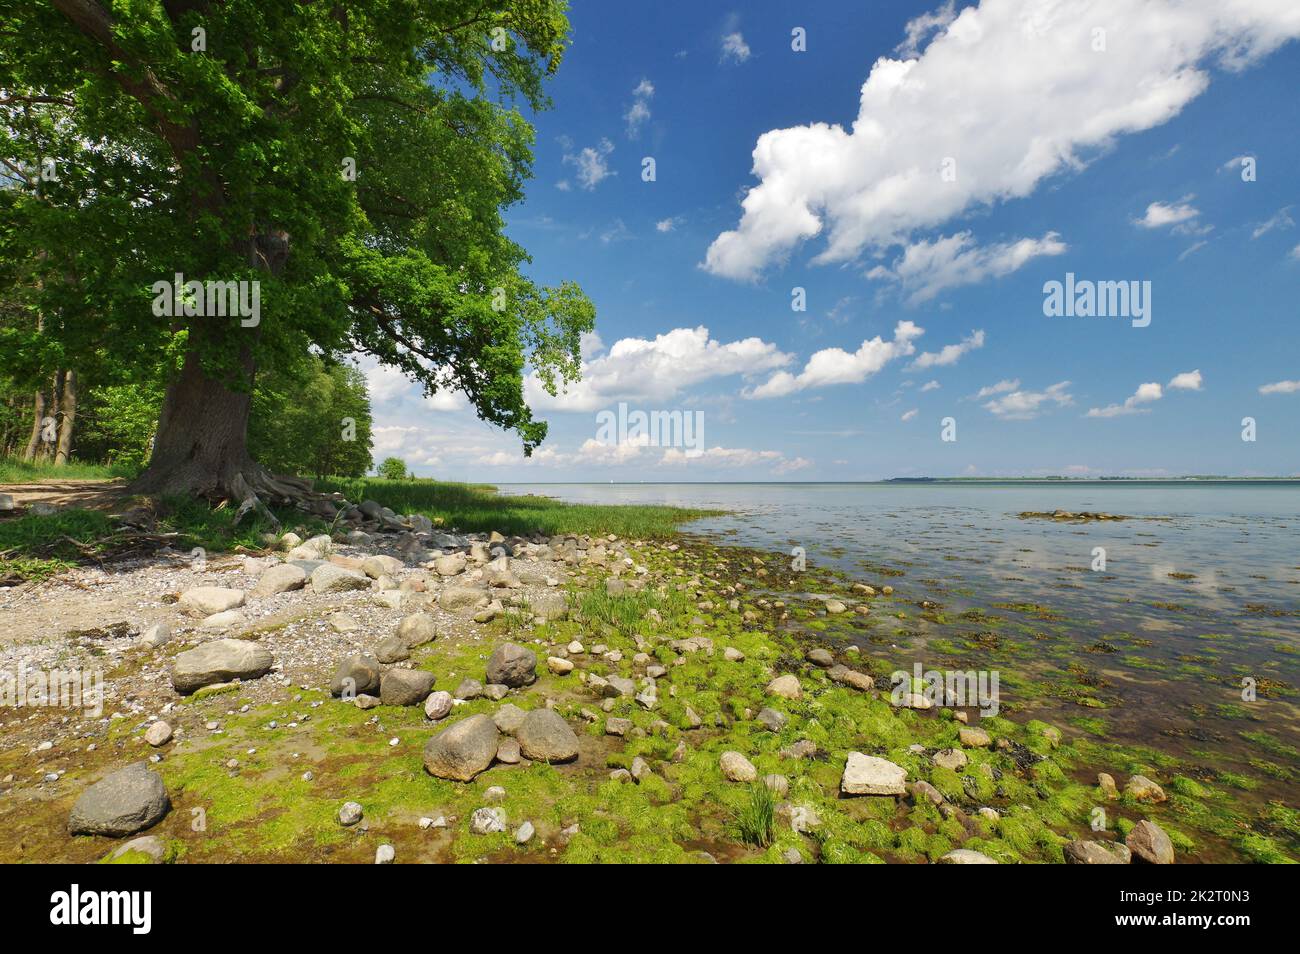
808, 648, 834, 667
1064, 840, 1133, 864
423, 691, 453, 721
440, 585, 488, 611
756, 707, 788, 733
107, 835, 166, 863
938, 849, 998, 864
138, 623, 172, 650
380, 669, 435, 706
251, 564, 307, 598
395, 612, 437, 647
496, 738, 522, 764
470, 806, 506, 834
485, 643, 537, 688
375, 635, 410, 664
720, 751, 757, 783
840, 752, 907, 796
493, 704, 527, 735
68, 763, 170, 836
310, 564, 369, 594
515, 709, 579, 763
171, 638, 273, 694
423, 714, 500, 782
330, 654, 382, 697
454, 678, 484, 700
362, 555, 404, 579
178, 586, 245, 617
1127, 819, 1175, 864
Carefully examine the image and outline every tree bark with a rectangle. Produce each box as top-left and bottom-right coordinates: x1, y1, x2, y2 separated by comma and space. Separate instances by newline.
22, 389, 46, 461
54, 369, 77, 464
127, 231, 331, 517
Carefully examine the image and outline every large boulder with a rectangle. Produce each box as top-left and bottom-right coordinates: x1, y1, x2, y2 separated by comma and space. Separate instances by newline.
938, 849, 998, 864
330, 654, 382, 697
423, 714, 500, 781
766, 674, 802, 700
171, 639, 273, 694
310, 564, 370, 594
68, 763, 170, 836
529, 591, 568, 621
840, 752, 907, 796
362, 555, 404, 580
375, 636, 410, 664
1124, 775, 1167, 803
440, 585, 488, 611
178, 586, 245, 618
286, 534, 332, 561
380, 669, 436, 707
434, 553, 467, 577
485, 643, 537, 688
1064, 840, 1132, 864
395, 612, 437, 648
250, 564, 307, 598
1126, 819, 1174, 864
515, 709, 579, 763
720, 751, 757, 783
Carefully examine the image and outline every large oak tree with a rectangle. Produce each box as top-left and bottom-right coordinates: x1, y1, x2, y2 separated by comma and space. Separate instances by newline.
0, 0, 593, 513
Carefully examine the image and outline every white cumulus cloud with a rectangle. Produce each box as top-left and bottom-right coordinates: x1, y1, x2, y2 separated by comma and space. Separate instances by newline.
525, 326, 792, 412
869, 232, 1067, 303
984, 381, 1073, 420
562, 138, 615, 190
703, 0, 1300, 282
1260, 379, 1300, 395
745, 321, 924, 399
910, 329, 986, 370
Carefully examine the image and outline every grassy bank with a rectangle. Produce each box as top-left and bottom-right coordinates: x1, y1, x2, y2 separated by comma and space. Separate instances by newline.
0, 456, 135, 484
0, 478, 709, 583
318, 477, 713, 539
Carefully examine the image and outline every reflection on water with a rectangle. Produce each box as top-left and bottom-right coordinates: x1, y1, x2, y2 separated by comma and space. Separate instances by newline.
502, 482, 1300, 782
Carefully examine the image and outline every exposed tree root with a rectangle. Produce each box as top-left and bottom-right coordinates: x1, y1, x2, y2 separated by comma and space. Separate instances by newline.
129, 459, 343, 529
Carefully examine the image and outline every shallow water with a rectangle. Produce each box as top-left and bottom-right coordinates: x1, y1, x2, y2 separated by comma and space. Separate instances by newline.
502, 481, 1300, 798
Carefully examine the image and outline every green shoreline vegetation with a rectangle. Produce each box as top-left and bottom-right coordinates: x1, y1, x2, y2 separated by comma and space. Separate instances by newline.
0, 478, 1295, 864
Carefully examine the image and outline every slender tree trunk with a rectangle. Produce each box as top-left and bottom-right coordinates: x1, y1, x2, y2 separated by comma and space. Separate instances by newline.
22, 389, 46, 461
54, 369, 77, 465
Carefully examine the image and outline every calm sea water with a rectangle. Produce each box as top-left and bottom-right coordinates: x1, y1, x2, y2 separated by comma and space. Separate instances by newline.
500, 482, 1300, 780
498, 482, 1300, 611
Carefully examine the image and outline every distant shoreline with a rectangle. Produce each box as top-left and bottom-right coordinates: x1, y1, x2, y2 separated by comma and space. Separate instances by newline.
493, 478, 1300, 486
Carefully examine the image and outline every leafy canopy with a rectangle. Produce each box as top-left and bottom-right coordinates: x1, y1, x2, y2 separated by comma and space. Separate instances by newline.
0, 0, 592, 453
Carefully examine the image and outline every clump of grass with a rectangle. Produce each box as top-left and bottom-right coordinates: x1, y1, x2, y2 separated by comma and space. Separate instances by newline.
576, 584, 691, 637
734, 782, 776, 848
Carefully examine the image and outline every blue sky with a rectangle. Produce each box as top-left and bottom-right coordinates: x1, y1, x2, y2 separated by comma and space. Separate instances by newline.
367, 0, 1300, 481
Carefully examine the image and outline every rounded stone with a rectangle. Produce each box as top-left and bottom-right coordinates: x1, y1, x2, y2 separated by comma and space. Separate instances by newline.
514, 709, 579, 763
68, 763, 171, 837
171, 639, 273, 694
485, 643, 537, 688
329, 654, 382, 697
423, 714, 500, 781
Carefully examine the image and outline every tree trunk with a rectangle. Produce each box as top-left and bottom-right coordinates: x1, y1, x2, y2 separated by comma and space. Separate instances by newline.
127, 231, 330, 518
22, 389, 46, 461
128, 348, 302, 501
54, 369, 77, 464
